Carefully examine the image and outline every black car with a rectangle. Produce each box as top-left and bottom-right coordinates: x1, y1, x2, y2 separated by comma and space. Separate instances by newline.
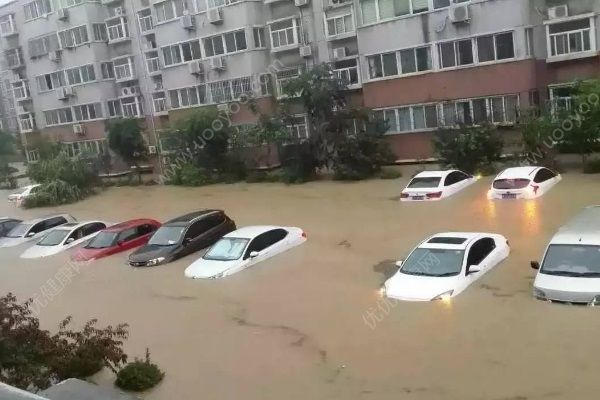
128, 210, 236, 267
0, 218, 22, 237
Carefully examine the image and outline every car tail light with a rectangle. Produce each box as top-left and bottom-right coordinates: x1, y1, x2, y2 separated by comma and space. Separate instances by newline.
400, 192, 409, 198
302, 231, 307, 238
426, 191, 442, 199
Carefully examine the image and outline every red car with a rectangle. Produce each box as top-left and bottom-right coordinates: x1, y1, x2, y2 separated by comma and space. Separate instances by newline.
70, 219, 161, 262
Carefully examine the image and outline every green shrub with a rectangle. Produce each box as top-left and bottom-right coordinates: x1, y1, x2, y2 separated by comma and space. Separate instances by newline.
378, 168, 402, 180
28, 153, 98, 189
23, 180, 85, 208
332, 136, 395, 181
584, 158, 600, 174
116, 350, 164, 392
279, 143, 318, 184
245, 170, 280, 183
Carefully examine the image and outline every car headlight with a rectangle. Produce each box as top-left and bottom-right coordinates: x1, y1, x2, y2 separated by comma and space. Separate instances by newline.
378, 286, 386, 298
146, 257, 165, 266
589, 295, 600, 307
431, 290, 454, 302
533, 288, 547, 300
211, 272, 225, 279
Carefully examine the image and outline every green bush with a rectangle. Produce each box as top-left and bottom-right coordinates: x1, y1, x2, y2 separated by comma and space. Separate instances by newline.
116, 350, 164, 392
433, 125, 503, 175
23, 180, 85, 208
28, 153, 97, 189
165, 162, 211, 186
245, 170, 281, 183
332, 136, 395, 181
584, 158, 600, 174
378, 168, 402, 180
279, 143, 318, 184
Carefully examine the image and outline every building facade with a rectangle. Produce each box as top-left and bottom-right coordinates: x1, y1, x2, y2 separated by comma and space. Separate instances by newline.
0, 0, 598, 164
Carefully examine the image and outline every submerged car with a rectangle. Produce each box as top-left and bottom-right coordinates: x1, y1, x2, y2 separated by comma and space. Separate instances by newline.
0, 214, 76, 248
128, 210, 235, 267
400, 170, 476, 201
184, 225, 307, 279
71, 219, 161, 262
488, 166, 561, 200
382, 232, 510, 302
21, 221, 109, 259
0, 217, 22, 237
531, 206, 600, 305
8, 184, 41, 206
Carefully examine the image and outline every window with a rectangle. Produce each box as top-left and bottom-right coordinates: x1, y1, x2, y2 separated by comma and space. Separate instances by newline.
65, 64, 95, 85
59, 25, 89, 48
209, 81, 233, 103
286, 115, 308, 139
253, 27, 265, 48
439, 39, 473, 68
146, 51, 161, 73
62, 0, 86, 6
444, 171, 469, 186
93, 23, 108, 41
333, 58, 360, 86
24, 0, 52, 21
269, 19, 299, 49
106, 18, 129, 42
162, 40, 201, 66
476, 32, 514, 62
224, 30, 247, 53
73, 103, 102, 121
28, 33, 59, 58
275, 67, 301, 97
101, 62, 115, 79
107, 99, 122, 117
550, 86, 573, 115
368, 46, 431, 79
377, 104, 438, 133
44, 107, 73, 126
203, 35, 225, 57
466, 238, 495, 270
121, 97, 143, 117
440, 32, 513, 69
548, 18, 593, 57
440, 95, 519, 126
113, 57, 134, 80
154, 0, 186, 23
0, 14, 16, 35
138, 9, 154, 32
36, 71, 66, 91
533, 168, 557, 183
525, 27, 534, 57
367, 52, 397, 78
360, 0, 466, 24
326, 13, 354, 37
153, 92, 168, 113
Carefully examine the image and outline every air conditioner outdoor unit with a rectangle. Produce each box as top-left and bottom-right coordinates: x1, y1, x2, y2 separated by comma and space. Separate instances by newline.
114, 7, 124, 16
332, 47, 347, 59
294, 0, 308, 6
207, 8, 223, 24
148, 145, 157, 154
209, 56, 225, 70
299, 45, 312, 57
63, 86, 74, 97
121, 86, 139, 96
188, 60, 203, 75
449, 4, 470, 23
73, 124, 85, 136
48, 50, 61, 62
57, 8, 69, 20
548, 5, 568, 19
181, 15, 195, 30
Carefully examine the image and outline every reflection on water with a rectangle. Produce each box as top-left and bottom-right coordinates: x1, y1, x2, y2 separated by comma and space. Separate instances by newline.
0, 175, 598, 400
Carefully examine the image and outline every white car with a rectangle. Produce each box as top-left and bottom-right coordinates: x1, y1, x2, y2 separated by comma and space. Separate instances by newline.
488, 166, 561, 200
400, 170, 476, 201
0, 214, 76, 248
382, 232, 510, 302
8, 184, 41, 206
20, 221, 109, 259
184, 225, 306, 279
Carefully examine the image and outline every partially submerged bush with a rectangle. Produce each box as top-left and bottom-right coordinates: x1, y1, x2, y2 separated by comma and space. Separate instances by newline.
116, 349, 164, 392
23, 180, 86, 208
583, 158, 600, 174
378, 168, 402, 180
332, 136, 395, 181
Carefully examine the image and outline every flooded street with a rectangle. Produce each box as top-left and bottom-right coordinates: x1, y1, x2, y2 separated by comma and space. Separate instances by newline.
1, 173, 599, 400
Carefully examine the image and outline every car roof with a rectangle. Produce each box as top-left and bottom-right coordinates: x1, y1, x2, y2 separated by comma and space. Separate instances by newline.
104, 219, 159, 232
224, 225, 289, 239
495, 166, 541, 180
551, 206, 600, 246
22, 214, 74, 224
48, 221, 104, 231
419, 232, 490, 250
412, 170, 457, 179
165, 210, 222, 226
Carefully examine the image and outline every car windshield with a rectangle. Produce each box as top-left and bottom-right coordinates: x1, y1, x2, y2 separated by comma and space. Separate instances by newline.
85, 231, 118, 249
493, 178, 530, 189
203, 238, 250, 261
5, 224, 32, 238
541, 245, 600, 277
400, 248, 465, 277
407, 177, 441, 189
148, 226, 185, 246
37, 229, 70, 246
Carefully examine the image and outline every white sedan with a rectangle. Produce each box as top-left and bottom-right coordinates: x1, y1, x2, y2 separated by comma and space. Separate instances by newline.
184, 225, 306, 279
0, 214, 76, 248
400, 170, 476, 201
382, 232, 510, 302
20, 221, 109, 259
487, 166, 561, 200
8, 184, 41, 206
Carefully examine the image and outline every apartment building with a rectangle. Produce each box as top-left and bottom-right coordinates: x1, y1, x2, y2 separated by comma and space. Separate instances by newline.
0, 0, 598, 165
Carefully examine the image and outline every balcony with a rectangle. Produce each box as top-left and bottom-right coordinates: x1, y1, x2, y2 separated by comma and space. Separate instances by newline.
107, 19, 131, 44
0, 15, 17, 38
114, 57, 136, 82
12, 81, 31, 102
333, 61, 360, 89
18, 114, 35, 133
146, 56, 160, 75
138, 12, 153, 33
153, 93, 168, 116
5, 48, 24, 69
545, 14, 598, 63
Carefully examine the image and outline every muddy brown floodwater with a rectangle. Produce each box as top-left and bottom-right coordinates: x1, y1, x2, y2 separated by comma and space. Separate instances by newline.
1, 173, 599, 400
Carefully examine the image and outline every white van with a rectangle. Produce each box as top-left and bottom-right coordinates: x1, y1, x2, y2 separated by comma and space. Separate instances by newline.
531, 206, 600, 305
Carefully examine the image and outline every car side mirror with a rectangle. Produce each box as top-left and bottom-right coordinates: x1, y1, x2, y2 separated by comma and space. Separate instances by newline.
395, 260, 403, 268
25, 232, 35, 238
468, 265, 481, 275
65, 237, 75, 244
183, 238, 191, 245
250, 251, 259, 258
530, 261, 540, 270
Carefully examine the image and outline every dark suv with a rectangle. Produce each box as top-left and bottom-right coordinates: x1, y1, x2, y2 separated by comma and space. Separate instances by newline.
128, 210, 236, 267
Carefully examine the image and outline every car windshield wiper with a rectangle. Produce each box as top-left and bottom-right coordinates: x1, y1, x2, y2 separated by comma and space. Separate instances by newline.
545, 270, 589, 277
434, 272, 459, 277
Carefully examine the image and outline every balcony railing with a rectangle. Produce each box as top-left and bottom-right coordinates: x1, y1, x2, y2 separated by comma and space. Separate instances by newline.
0, 16, 17, 37
146, 57, 160, 74
334, 65, 360, 88
153, 97, 167, 114
114, 60, 135, 81
5, 49, 24, 69
19, 114, 35, 133
139, 15, 153, 33
13, 82, 31, 101
107, 20, 130, 43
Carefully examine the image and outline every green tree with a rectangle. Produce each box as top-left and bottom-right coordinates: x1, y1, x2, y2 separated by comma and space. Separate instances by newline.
0, 131, 17, 188
565, 80, 600, 168
107, 119, 146, 182
520, 111, 559, 169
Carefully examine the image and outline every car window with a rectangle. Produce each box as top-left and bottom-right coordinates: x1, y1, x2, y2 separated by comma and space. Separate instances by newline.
29, 221, 47, 235
31, 186, 40, 194
137, 224, 157, 236
1, 220, 19, 234
45, 217, 67, 230
444, 171, 469, 186
184, 220, 206, 240
66, 227, 86, 243
243, 229, 288, 259
533, 168, 557, 183
118, 227, 138, 242
407, 177, 441, 188
205, 214, 226, 229
79, 223, 106, 238
466, 238, 496, 270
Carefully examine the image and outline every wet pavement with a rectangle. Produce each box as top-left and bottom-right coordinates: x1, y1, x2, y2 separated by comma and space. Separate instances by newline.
0, 172, 598, 400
